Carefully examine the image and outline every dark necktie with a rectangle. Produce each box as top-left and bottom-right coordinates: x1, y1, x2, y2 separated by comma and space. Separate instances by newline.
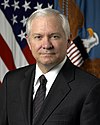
32, 75, 47, 124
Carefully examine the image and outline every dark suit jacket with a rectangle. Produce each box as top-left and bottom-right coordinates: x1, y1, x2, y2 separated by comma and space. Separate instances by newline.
0, 59, 100, 125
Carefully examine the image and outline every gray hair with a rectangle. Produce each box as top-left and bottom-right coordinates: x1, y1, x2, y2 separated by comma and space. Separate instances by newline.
26, 8, 70, 40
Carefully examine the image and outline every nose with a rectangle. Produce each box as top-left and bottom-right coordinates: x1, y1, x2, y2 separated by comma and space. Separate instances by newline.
42, 37, 53, 49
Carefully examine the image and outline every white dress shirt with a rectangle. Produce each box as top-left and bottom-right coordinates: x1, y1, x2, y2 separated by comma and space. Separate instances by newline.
33, 57, 67, 99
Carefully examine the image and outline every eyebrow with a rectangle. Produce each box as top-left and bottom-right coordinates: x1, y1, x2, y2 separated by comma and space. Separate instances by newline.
32, 33, 41, 36
31, 32, 61, 36
50, 33, 61, 36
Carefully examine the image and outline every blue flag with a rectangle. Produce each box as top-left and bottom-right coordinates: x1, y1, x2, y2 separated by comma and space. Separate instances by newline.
75, 0, 100, 59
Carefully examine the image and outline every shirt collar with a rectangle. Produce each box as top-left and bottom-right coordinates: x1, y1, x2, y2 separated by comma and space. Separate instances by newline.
34, 56, 67, 85
45, 56, 67, 82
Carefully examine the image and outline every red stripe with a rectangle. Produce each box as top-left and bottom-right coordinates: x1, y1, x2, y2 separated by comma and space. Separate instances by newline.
72, 55, 82, 64
67, 45, 76, 53
22, 45, 36, 64
77, 59, 83, 67
68, 48, 79, 58
0, 35, 16, 70
75, 59, 83, 67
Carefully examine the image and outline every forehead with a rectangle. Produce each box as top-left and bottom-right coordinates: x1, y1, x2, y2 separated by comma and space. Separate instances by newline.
31, 15, 63, 31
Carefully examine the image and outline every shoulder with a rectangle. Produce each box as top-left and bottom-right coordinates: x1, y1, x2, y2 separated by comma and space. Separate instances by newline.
3, 64, 36, 81
72, 66, 100, 97
65, 58, 99, 81
64, 58, 100, 89
75, 66, 99, 83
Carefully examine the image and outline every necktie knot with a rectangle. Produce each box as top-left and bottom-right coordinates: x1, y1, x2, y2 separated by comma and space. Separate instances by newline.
39, 75, 47, 86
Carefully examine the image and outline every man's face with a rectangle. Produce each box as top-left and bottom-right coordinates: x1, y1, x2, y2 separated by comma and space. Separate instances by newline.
27, 15, 68, 71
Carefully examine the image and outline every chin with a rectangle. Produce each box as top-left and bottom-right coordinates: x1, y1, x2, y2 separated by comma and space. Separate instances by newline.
42, 61, 58, 67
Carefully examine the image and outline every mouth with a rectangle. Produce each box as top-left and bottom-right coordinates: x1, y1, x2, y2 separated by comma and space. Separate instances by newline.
40, 51, 55, 54
41, 53, 54, 56
43, 52, 54, 54
40, 52, 55, 57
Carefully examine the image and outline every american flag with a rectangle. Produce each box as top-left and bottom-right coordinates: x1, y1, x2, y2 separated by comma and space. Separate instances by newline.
67, 41, 84, 67
67, 36, 88, 67
0, 0, 54, 83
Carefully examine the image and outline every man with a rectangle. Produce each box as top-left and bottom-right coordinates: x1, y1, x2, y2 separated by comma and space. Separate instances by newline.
0, 8, 100, 125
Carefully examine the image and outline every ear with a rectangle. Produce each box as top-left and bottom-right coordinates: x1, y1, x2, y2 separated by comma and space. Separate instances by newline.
26, 35, 31, 50
67, 33, 72, 48
69, 33, 73, 41
67, 39, 71, 48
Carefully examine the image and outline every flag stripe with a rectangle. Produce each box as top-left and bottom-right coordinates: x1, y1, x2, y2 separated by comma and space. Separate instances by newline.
73, 57, 84, 67
67, 48, 80, 59
22, 45, 36, 64
0, 35, 16, 70
67, 43, 76, 53
70, 52, 81, 61
67, 41, 84, 67
0, 58, 9, 82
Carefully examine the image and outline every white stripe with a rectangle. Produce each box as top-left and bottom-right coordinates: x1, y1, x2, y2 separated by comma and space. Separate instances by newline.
72, 57, 83, 65
0, 57, 9, 82
0, 10, 28, 68
70, 53, 82, 61
69, 47, 78, 53
67, 43, 76, 52
69, 50, 80, 60
77, 60, 84, 67
74, 58, 84, 67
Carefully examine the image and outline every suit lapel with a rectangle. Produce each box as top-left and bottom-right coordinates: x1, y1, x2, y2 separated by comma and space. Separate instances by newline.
35, 59, 75, 125
20, 65, 35, 125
